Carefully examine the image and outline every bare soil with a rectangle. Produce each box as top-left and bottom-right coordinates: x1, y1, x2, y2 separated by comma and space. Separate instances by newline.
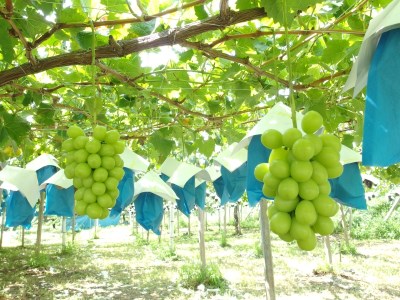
0, 218, 399, 300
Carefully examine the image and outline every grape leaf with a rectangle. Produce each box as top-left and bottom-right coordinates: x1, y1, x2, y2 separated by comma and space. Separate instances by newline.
262, 0, 321, 26
130, 19, 156, 37
149, 132, 174, 157
2, 112, 31, 144
57, 7, 87, 23
0, 126, 8, 147
35, 103, 55, 126
236, 0, 260, 10
0, 20, 16, 63
194, 5, 208, 20
197, 138, 215, 157
23, 91, 42, 106
75, 31, 108, 50
321, 39, 350, 64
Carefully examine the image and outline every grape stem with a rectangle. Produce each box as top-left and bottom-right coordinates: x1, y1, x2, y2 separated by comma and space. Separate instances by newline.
282, 0, 297, 128
90, 20, 97, 126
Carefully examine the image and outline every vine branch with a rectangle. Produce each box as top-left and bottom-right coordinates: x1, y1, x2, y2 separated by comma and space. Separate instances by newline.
0, 7, 266, 87
31, 0, 207, 48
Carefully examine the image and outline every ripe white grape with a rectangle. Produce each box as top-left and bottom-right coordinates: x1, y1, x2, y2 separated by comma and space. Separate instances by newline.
63, 125, 126, 219
256, 114, 342, 251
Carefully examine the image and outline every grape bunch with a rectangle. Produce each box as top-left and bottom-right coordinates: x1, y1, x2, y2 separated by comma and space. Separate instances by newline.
254, 111, 342, 251
62, 125, 125, 220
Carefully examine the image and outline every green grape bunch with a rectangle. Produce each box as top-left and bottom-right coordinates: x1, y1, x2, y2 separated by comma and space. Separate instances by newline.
254, 111, 342, 251
62, 125, 125, 220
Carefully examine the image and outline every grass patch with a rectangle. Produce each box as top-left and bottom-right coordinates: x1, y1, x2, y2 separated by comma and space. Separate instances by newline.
351, 201, 400, 240
220, 231, 229, 247
313, 262, 334, 275
339, 242, 358, 255
133, 232, 150, 246
254, 241, 263, 258
59, 242, 78, 255
179, 262, 228, 290
28, 252, 51, 268
241, 216, 259, 229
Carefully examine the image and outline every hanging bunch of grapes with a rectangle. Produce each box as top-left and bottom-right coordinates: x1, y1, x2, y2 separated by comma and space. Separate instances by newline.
254, 111, 342, 251
62, 125, 125, 220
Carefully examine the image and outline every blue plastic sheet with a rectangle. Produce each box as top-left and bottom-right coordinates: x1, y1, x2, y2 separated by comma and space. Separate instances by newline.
134, 192, 163, 235
329, 162, 366, 209
66, 213, 121, 230
218, 163, 247, 206
195, 181, 206, 209
37, 165, 59, 187
213, 176, 227, 203
161, 174, 196, 217
246, 135, 272, 206
110, 168, 134, 217
44, 184, 74, 217
363, 28, 400, 166
5, 190, 36, 229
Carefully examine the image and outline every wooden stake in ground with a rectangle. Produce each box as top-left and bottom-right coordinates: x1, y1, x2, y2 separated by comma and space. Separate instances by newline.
340, 205, 350, 247
61, 216, 67, 251
259, 199, 276, 300
324, 235, 333, 270
71, 214, 76, 243
198, 208, 206, 267
188, 214, 191, 235
35, 191, 45, 253
234, 203, 242, 235
94, 219, 99, 239
218, 207, 221, 231
177, 210, 180, 236
21, 226, 25, 247
0, 190, 5, 248
205, 209, 208, 231
169, 204, 175, 252
384, 197, 400, 221
223, 205, 227, 233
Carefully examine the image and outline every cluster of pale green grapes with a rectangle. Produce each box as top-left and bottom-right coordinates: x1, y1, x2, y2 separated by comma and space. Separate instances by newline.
254, 111, 342, 251
62, 125, 125, 220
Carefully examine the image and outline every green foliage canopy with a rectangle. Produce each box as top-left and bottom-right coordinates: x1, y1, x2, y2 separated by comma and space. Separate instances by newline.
0, 0, 389, 165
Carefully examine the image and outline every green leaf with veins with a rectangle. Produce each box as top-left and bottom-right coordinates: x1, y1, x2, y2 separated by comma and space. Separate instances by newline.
262, 0, 321, 26
2, 113, 30, 144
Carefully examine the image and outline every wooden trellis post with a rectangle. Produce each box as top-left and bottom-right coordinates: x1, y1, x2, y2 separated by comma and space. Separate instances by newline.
61, 216, 67, 250
0, 191, 5, 248
71, 214, 76, 243
223, 205, 227, 233
94, 219, 99, 239
259, 199, 276, 300
340, 205, 350, 247
21, 226, 25, 247
324, 236, 333, 270
35, 191, 45, 253
384, 197, 400, 221
198, 208, 206, 267
218, 207, 221, 231
169, 203, 175, 252
177, 209, 180, 236
0, 206, 5, 248
188, 214, 191, 235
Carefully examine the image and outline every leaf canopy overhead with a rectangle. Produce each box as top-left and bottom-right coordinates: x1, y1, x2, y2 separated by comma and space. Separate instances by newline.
0, 0, 389, 165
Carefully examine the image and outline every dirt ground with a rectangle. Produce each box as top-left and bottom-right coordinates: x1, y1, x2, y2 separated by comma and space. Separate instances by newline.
0, 217, 399, 300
